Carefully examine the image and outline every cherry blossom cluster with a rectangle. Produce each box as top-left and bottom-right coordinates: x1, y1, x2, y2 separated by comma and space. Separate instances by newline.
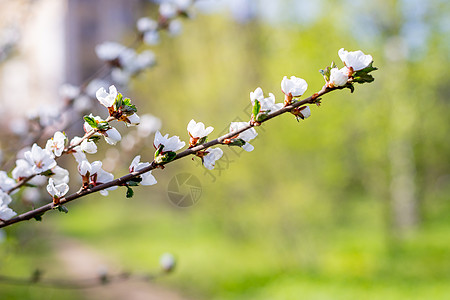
322, 48, 375, 90
0, 48, 376, 227
5, 0, 198, 162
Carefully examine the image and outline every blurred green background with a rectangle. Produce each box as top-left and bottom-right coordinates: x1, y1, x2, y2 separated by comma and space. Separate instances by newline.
1, 0, 449, 299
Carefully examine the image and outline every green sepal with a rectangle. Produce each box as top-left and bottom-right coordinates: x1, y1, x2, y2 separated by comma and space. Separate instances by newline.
252, 99, 261, 119
228, 138, 246, 147
96, 121, 110, 131
128, 177, 143, 183
114, 93, 123, 109
255, 112, 269, 122
33, 213, 45, 222
89, 136, 101, 143
56, 205, 69, 214
126, 186, 134, 198
154, 144, 164, 158
83, 116, 98, 129
40, 170, 54, 177
155, 151, 177, 164
126, 179, 141, 186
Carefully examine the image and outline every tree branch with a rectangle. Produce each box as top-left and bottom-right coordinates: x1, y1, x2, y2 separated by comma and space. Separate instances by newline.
0, 85, 335, 228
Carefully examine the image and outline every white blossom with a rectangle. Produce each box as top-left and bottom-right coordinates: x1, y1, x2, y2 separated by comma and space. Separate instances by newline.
77, 160, 116, 196
137, 114, 162, 137
160, 253, 176, 272
73, 95, 92, 113
96, 85, 117, 108
0, 191, 16, 220
24, 144, 57, 173
187, 120, 214, 138
45, 131, 66, 157
78, 160, 103, 176
86, 79, 110, 98
143, 30, 160, 45
154, 131, 185, 152
120, 49, 154, 74
129, 156, 157, 186
23, 187, 41, 203
250, 87, 264, 103
137, 17, 158, 33
51, 166, 70, 185
159, 2, 178, 18
127, 113, 141, 126
59, 83, 80, 100
329, 67, 349, 87
168, 20, 183, 36
97, 169, 117, 196
300, 106, 311, 119
95, 42, 126, 62
71, 136, 97, 154
250, 87, 282, 112
229, 122, 258, 152
338, 48, 373, 72
281, 76, 308, 97
46, 178, 69, 198
38, 105, 61, 127
0, 171, 16, 192
104, 128, 122, 145
11, 159, 35, 180
203, 148, 223, 170
175, 0, 192, 11
9, 118, 29, 136
72, 150, 87, 164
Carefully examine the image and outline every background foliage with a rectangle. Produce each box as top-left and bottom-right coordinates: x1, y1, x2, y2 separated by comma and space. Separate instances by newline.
1, 0, 449, 299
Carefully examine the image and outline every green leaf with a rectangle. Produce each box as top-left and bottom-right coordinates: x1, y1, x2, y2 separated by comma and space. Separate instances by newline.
155, 151, 177, 164
121, 105, 137, 115
319, 64, 333, 82
252, 100, 261, 119
56, 205, 69, 214
33, 213, 44, 221
198, 136, 208, 145
40, 170, 54, 177
352, 73, 375, 84
128, 177, 143, 183
154, 145, 164, 158
162, 151, 177, 163
126, 180, 140, 186
126, 186, 134, 198
228, 138, 246, 147
83, 116, 98, 129
115, 93, 123, 109
359, 61, 377, 74
346, 83, 355, 93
